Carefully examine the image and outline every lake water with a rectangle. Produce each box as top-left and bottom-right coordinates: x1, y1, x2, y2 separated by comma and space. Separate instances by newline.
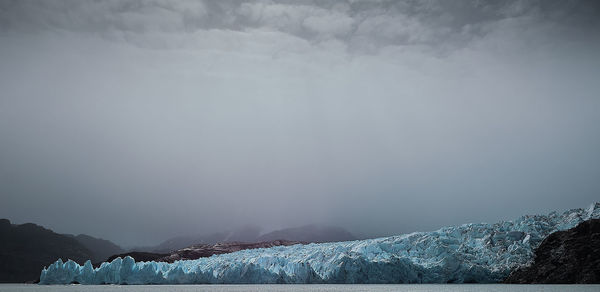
1, 284, 599, 292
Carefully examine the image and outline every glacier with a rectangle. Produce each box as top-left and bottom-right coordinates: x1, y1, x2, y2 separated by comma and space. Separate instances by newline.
39, 203, 600, 284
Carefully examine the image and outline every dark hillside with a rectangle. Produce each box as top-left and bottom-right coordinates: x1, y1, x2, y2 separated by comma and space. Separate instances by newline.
0, 219, 93, 283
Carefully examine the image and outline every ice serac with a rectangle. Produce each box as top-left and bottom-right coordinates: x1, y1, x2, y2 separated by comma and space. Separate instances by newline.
39, 203, 600, 284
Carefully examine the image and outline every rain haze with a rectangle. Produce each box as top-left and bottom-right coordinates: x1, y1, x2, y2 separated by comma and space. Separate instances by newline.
1, 0, 599, 247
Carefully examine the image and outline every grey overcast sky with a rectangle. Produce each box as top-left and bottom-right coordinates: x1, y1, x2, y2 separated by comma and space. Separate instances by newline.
1, 0, 599, 247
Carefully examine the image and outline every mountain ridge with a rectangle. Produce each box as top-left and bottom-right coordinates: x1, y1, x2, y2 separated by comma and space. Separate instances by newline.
135, 224, 356, 253
0, 219, 93, 283
66, 234, 125, 263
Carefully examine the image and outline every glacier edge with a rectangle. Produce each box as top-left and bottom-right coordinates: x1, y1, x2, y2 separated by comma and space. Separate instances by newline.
39, 202, 600, 284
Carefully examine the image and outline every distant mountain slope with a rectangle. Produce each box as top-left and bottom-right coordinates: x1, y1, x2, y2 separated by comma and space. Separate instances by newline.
156, 240, 302, 263
65, 234, 124, 263
141, 224, 354, 253
0, 219, 93, 283
110, 240, 301, 264
143, 227, 260, 254
145, 231, 230, 253
505, 219, 600, 283
257, 225, 356, 243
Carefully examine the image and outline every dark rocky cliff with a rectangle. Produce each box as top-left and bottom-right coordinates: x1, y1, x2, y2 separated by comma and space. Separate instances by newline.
505, 219, 600, 284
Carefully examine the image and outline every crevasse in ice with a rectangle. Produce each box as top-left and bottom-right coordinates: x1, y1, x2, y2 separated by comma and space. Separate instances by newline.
39, 203, 600, 284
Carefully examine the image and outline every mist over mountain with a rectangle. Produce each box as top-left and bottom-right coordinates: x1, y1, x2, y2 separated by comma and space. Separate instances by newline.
137, 224, 356, 253
257, 224, 356, 243
138, 226, 261, 253
1, 0, 599, 286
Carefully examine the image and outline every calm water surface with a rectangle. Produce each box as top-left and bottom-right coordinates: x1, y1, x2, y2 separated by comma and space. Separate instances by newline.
1, 284, 599, 292
0, 284, 600, 292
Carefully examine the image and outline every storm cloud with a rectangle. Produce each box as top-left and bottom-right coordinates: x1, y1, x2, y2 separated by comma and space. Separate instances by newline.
1, 0, 599, 246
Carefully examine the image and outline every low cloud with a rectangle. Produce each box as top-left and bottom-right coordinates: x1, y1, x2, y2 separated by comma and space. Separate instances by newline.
1, 0, 599, 246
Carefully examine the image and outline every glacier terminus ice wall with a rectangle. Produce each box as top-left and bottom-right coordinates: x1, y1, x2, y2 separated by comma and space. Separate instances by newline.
39, 203, 600, 284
